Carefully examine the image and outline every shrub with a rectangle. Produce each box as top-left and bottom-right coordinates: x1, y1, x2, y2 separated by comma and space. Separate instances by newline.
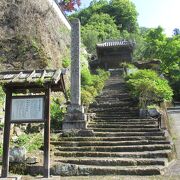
13, 133, 43, 153
81, 67, 93, 86
62, 57, 70, 68
81, 68, 110, 106
126, 69, 173, 108
50, 98, 66, 130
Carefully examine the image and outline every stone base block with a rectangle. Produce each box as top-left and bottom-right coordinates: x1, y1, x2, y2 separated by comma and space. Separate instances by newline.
62, 120, 87, 130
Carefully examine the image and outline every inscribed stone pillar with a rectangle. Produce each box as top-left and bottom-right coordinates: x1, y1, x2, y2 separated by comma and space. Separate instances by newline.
71, 19, 81, 106
62, 19, 92, 133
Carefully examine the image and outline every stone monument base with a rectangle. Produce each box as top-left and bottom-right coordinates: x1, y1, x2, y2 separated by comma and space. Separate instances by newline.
62, 104, 94, 136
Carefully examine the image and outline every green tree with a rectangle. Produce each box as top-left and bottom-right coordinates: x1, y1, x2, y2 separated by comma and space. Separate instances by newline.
143, 26, 166, 59
70, 0, 138, 33
108, 0, 138, 32
81, 13, 120, 53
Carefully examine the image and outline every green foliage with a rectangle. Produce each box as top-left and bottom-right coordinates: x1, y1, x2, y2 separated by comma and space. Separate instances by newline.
81, 68, 110, 105
109, 0, 138, 32
71, 0, 138, 32
82, 30, 99, 53
81, 13, 120, 53
0, 86, 5, 109
0, 143, 2, 156
126, 69, 173, 108
133, 26, 180, 100
62, 57, 71, 68
14, 133, 43, 152
50, 98, 66, 130
81, 67, 93, 86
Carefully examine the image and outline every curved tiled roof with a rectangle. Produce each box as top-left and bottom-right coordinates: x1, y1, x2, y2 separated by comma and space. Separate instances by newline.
97, 40, 135, 48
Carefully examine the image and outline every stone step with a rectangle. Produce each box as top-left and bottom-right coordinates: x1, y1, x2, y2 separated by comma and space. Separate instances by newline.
94, 131, 164, 137
90, 108, 139, 113
91, 128, 160, 132
57, 144, 172, 152
90, 103, 133, 107
93, 117, 156, 121
52, 163, 162, 176
54, 150, 172, 159
88, 124, 158, 128
90, 103, 137, 108
55, 157, 167, 166
96, 101, 136, 104
95, 97, 133, 102
90, 122, 157, 126
99, 95, 131, 99
95, 114, 140, 118
52, 140, 170, 147
57, 136, 167, 142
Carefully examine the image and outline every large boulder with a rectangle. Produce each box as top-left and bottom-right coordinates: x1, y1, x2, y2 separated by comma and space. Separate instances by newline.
9, 146, 26, 163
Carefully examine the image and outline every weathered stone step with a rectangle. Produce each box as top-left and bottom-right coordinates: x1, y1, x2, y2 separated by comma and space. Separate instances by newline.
90, 122, 157, 126
90, 103, 135, 108
96, 111, 139, 114
91, 128, 160, 132
52, 163, 163, 176
91, 102, 137, 107
96, 101, 136, 105
90, 108, 139, 113
90, 105, 138, 109
98, 95, 131, 99
58, 136, 166, 142
94, 131, 164, 137
95, 114, 139, 118
57, 144, 172, 152
95, 97, 133, 102
93, 117, 156, 121
88, 124, 158, 128
55, 157, 167, 166
52, 140, 170, 147
54, 150, 172, 159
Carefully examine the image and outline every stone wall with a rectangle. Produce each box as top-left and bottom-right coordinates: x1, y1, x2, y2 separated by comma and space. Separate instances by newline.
0, 0, 71, 70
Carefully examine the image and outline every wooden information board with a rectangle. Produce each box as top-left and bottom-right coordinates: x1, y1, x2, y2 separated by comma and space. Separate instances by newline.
11, 96, 44, 122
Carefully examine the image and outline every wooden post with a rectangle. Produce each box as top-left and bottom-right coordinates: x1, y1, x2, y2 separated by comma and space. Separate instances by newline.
43, 86, 51, 178
1, 89, 12, 178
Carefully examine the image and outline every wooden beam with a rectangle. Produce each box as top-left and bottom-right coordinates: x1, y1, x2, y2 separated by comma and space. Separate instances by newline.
43, 86, 51, 178
1, 90, 12, 177
40, 70, 46, 81
52, 69, 61, 84
11, 72, 23, 82
26, 70, 35, 82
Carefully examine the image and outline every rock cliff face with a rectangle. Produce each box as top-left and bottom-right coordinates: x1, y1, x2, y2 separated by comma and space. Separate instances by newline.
0, 0, 71, 70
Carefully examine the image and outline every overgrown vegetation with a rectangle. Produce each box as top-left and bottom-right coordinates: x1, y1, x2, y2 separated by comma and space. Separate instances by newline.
126, 69, 173, 109
133, 27, 180, 100
11, 133, 43, 153
81, 68, 110, 105
50, 98, 66, 130
62, 57, 71, 68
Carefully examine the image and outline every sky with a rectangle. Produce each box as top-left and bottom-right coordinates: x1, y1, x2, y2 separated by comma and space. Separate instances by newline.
80, 0, 180, 36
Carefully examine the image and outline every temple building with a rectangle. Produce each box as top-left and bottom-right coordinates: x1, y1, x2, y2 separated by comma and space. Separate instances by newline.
95, 40, 135, 69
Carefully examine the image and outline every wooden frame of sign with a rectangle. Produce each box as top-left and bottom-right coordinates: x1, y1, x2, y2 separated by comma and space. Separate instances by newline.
0, 69, 67, 178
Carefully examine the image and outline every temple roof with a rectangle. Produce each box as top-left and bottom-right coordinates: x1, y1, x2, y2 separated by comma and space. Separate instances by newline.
97, 40, 135, 49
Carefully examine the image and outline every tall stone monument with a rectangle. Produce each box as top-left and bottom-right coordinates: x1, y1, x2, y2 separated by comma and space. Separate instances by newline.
62, 19, 91, 133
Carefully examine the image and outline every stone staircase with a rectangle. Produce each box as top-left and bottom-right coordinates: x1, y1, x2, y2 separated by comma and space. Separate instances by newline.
51, 71, 174, 176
